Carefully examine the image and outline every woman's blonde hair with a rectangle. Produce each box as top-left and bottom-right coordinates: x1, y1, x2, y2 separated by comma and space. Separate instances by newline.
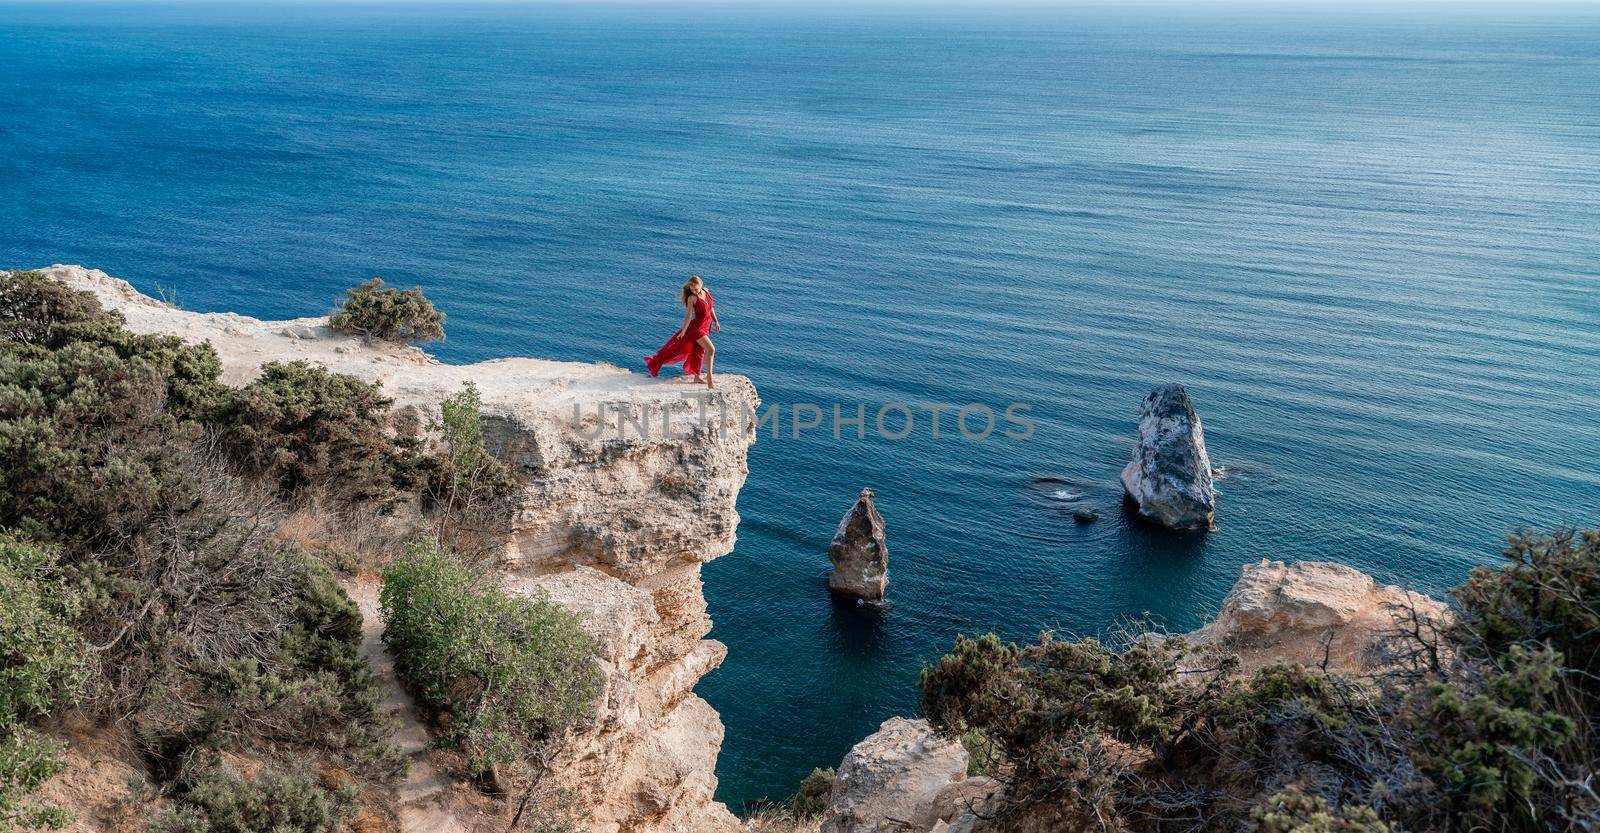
681, 275, 703, 305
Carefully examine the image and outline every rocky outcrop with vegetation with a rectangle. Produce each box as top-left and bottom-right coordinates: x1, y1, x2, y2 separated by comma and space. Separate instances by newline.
4, 266, 758, 833
915, 534, 1599, 832
808, 539, 1596, 833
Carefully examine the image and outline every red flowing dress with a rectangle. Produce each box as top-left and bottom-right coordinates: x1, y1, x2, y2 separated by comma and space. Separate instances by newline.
646, 291, 714, 377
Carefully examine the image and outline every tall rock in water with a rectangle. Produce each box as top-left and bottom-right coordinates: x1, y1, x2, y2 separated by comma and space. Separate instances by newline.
1120, 384, 1217, 530
829, 487, 889, 602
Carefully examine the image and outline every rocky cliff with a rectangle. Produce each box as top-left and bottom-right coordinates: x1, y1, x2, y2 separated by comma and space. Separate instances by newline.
40, 265, 757, 833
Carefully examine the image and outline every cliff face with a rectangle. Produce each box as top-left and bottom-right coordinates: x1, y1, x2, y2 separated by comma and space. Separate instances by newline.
42, 265, 756, 833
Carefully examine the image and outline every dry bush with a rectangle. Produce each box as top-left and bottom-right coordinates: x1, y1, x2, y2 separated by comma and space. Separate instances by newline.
79, 445, 300, 719
275, 495, 424, 577
743, 809, 822, 833
68, 442, 401, 782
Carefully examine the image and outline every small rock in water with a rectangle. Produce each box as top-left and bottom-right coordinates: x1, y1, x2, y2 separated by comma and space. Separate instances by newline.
828, 487, 888, 603
1120, 383, 1217, 530
1073, 509, 1100, 523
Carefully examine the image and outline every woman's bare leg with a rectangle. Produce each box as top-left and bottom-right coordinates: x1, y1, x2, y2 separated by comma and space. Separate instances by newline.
696, 337, 716, 389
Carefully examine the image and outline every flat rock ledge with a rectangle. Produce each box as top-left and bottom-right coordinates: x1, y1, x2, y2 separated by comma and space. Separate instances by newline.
1121, 383, 1217, 530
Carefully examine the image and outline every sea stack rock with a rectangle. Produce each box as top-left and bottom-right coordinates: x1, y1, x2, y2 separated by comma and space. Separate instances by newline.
829, 487, 889, 602
1120, 384, 1217, 530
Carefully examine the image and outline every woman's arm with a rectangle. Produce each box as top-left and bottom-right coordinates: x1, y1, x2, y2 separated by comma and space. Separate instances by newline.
710, 306, 721, 333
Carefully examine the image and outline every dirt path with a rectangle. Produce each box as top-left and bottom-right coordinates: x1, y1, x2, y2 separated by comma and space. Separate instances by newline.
346, 578, 472, 833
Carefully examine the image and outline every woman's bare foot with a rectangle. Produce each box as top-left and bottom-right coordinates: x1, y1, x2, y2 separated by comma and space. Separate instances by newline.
705, 375, 716, 390
688, 374, 704, 384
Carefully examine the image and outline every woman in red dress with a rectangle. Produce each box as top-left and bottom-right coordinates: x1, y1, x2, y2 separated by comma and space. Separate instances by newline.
645, 275, 720, 389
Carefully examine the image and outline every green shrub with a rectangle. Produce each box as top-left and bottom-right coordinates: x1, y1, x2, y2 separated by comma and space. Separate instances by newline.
0, 335, 224, 546
0, 728, 75, 832
1408, 644, 1575, 828
0, 270, 228, 421
425, 382, 517, 561
149, 765, 355, 833
380, 540, 600, 777
0, 534, 89, 726
921, 631, 1236, 828
958, 727, 997, 777
1251, 788, 1391, 833
428, 382, 516, 507
222, 361, 420, 503
788, 767, 835, 819
0, 273, 228, 545
329, 278, 444, 343
0, 269, 114, 349
922, 630, 1214, 750
1452, 529, 1600, 708
0, 533, 90, 831
210, 556, 402, 779
2, 273, 418, 518
1420, 530, 1598, 831
280, 556, 368, 682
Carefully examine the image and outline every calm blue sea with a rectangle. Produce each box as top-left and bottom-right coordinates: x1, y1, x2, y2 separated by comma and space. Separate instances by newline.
3, 1, 1598, 809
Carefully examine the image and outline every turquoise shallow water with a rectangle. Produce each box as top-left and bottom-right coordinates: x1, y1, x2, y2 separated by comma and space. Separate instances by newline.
3, 1, 1599, 809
